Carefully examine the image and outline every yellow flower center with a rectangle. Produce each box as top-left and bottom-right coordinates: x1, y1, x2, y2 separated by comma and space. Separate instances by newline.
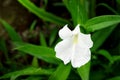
73, 34, 78, 44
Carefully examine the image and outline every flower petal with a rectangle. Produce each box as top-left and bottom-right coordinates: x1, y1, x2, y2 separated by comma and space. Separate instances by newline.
72, 24, 80, 34
79, 33, 93, 48
71, 45, 91, 68
59, 24, 72, 39
55, 38, 73, 64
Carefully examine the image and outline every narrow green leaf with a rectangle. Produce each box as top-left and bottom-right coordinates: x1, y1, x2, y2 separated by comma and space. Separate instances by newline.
0, 19, 22, 42
0, 38, 9, 61
31, 57, 39, 67
116, 0, 120, 13
13, 42, 61, 64
112, 56, 120, 62
85, 15, 120, 32
116, 0, 120, 4
49, 64, 71, 80
49, 28, 58, 46
18, 0, 69, 25
30, 20, 37, 32
98, 49, 113, 63
0, 67, 53, 80
107, 76, 120, 80
98, 3, 118, 15
91, 25, 116, 52
77, 61, 90, 80
89, 0, 96, 18
63, 0, 87, 25
26, 76, 42, 80
40, 32, 47, 46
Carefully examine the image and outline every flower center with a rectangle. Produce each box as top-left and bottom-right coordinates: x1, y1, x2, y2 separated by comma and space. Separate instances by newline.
73, 34, 78, 44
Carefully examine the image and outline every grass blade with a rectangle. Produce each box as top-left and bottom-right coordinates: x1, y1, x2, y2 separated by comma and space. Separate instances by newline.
85, 15, 120, 32
14, 42, 60, 64
49, 64, 71, 80
0, 19, 22, 42
0, 67, 53, 80
77, 62, 90, 80
18, 0, 69, 25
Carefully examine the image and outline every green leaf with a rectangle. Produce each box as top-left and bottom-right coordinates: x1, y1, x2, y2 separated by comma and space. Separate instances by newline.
98, 3, 118, 15
63, 0, 87, 25
116, 0, 120, 4
0, 19, 22, 42
26, 76, 42, 80
26, 76, 43, 80
98, 49, 113, 63
49, 28, 58, 46
77, 61, 90, 80
0, 38, 9, 61
107, 76, 120, 80
40, 32, 47, 47
91, 25, 116, 52
85, 15, 120, 32
29, 20, 37, 32
112, 56, 120, 62
18, 0, 69, 25
31, 57, 39, 67
14, 42, 61, 64
49, 64, 71, 80
0, 67, 53, 80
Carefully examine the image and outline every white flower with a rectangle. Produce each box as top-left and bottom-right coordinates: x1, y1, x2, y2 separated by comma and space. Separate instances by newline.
55, 24, 93, 68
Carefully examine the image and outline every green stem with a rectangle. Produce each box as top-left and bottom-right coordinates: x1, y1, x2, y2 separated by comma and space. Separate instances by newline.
89, 0, 96, 18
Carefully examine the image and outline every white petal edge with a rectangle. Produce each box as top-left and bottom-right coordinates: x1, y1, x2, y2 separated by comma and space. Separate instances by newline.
80, 33, 93, 48
55, 38, 73, 64
71, 45, 91, 68
59, 24, 72, 39
72, 24, 80, 34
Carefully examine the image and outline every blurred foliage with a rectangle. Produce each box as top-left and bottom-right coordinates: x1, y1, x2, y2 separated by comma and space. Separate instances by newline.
0, 0, 120, 80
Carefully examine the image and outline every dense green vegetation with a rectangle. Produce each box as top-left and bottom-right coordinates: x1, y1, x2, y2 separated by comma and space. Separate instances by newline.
0, 0, 120, 80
